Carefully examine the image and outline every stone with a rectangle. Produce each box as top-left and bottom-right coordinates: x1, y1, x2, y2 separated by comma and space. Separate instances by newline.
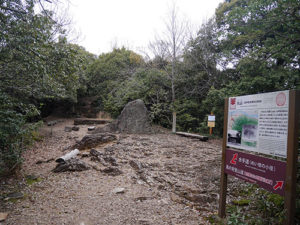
170, 193, 184, 204
72, 126, 80, 131
112, 187, 125, 194
64, 126, 72, 132
88, 126, 95, 131
0, 212, 8, 222
134, 196, 149, 202
80, 153, 90, 158
90, 148, 104, 158
92, 99, 152, 134
104, 156, 117, 166
102, 167, 122, 176
129, 160, 143, 171
179, 192, 214, 203
25, 174, 38, 180
116, 99, 152, 134
6, 192, 24, 200
73, 133, 117, 150
91, 123, 118, 134
47, 120, 57, 126
52, 159, 90, 173
36, 158, 54, 164
90, 149, 107, 166
47, 120, 64, 126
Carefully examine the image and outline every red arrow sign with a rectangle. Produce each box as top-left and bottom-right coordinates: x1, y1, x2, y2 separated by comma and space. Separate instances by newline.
230, 153, 238, 165
273, 181, 284, 190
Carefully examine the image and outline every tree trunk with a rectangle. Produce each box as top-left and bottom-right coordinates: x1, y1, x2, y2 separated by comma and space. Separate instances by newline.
172, 111, 176, 133
176, 132, 208, 141
56, 149, 80, 163
171, 33, 176, 133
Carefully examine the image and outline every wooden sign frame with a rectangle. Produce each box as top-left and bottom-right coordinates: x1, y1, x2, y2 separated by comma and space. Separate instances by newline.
218, 90, 300, 225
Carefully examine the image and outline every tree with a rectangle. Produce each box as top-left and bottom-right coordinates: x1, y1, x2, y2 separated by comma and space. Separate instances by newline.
0, 0, 93, 175
0, 0, 87, 103
149, 2, 189, 133
196, 0, 300, 136
87, 48, 144, 98
215, 0, 300, 91
181, 18, 220, 99
103, 67, 171, 125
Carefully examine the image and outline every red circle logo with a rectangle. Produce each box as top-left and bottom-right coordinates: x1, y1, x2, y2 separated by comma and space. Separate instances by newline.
276, 92, 286, 106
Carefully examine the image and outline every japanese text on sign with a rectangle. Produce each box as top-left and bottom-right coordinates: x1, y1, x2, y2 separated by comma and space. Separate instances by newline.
227, 90, 289, 158
225, 149, 286, 196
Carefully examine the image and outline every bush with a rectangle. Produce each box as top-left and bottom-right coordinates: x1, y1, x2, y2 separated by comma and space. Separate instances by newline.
0, 92, 41, 176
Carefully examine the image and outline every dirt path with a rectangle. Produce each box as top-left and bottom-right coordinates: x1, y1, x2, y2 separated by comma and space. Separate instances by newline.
0, 119, 226, 225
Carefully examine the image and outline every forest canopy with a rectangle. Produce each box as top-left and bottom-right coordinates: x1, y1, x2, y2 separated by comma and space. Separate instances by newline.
0, 0, 299, 176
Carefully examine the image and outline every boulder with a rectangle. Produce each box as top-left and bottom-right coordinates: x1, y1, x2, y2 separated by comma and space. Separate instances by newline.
52, 158, 90, 173
117, 99, 152, 133
73, 133, 117, 150
92, 99, 152, 134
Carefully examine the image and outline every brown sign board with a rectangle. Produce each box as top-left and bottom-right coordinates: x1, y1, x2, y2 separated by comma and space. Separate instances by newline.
225, 149, 286, 196
219, 90, 300, 225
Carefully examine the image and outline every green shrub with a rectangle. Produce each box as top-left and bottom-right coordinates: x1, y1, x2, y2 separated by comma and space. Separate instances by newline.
0, 92, 41, 176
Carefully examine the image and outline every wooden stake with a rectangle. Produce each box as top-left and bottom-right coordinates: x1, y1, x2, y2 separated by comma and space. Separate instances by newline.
284, 90, 300, 225
218, 98, 228, 218
209, 112, 214, 135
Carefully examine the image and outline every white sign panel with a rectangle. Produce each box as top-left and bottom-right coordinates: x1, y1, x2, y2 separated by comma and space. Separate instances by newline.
208, 115, 216, 122
227, 90, 289, 158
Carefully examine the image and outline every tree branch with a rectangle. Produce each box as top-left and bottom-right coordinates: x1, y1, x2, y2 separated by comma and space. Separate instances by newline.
0, 6, 26, 14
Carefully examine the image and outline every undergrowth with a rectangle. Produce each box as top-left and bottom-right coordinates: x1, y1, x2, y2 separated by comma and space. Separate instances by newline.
208, 170, 300, 224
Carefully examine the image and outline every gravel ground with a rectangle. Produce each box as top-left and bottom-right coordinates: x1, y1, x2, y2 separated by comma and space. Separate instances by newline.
0, 119, 230, 225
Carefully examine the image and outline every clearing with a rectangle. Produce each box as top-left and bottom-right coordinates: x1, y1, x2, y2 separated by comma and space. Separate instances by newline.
0, 118, 241, 225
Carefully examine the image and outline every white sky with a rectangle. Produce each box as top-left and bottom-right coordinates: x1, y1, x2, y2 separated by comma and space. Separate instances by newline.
66, 0, 224, 56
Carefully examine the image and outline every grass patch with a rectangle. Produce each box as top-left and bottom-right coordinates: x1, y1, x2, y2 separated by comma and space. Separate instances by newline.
26, 175, 43, 185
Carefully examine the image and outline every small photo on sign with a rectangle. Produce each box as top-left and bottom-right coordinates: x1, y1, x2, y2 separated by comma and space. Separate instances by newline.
242, 124, 258, 148
227, 130, 241, 145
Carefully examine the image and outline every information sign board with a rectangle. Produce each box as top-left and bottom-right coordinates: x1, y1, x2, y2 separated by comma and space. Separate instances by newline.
219, 90, 299, 224
225, 149, 286, 196
208, 115, 215, 122
207, 121, 215, 127
227, 90, 289, 158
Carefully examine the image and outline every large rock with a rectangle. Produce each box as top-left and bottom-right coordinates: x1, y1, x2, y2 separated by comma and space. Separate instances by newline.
117, 99, 152, 133
52, 159, 90, 173
93, 99, 152, 134
73, 133, 117, 150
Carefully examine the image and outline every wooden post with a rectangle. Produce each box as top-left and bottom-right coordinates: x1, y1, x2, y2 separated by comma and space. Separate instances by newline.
209, 112, 213, 135
172, 112, 177, 133
218, 98, 229, 218
284, 90, 300, 225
